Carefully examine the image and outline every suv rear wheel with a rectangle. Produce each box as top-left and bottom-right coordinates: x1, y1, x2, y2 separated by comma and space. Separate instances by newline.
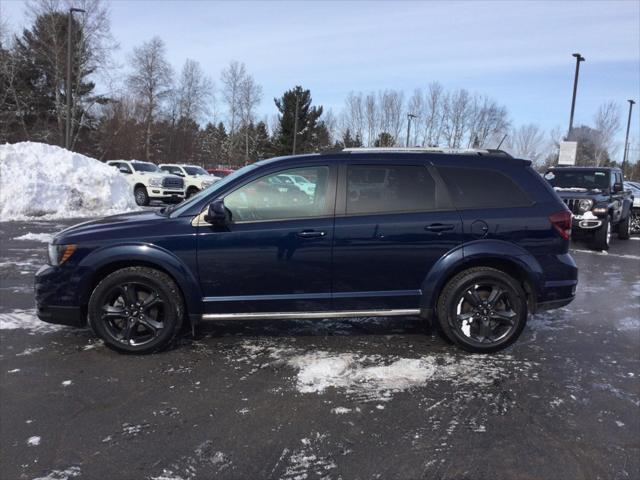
436, 267, 527, 353
88, 267, 184, 354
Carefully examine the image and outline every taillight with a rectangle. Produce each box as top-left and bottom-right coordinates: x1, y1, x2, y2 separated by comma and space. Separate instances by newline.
549, 210, 572, 240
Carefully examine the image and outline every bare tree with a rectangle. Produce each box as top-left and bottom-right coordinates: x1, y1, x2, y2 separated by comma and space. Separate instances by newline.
407, 88, 425, 146
341, 92, 365, 143
177, 58, 213, 122
238, 72, 262, 160
442, 89, 471, 148
127, 36, 173, 160
507, 124, 546, 163
220, 60, 247, 136
467, 95, 509, 148
364, 93, 377, 146
378, 89, 404, 146
423, 82, 444, 147
593, 101, 621, 166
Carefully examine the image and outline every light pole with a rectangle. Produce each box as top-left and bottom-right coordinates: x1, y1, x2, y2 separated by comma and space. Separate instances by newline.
66, 7, 85, 150
292, 90, 300, 155
567, 52, 585, 138
406, 113, 417, 147
622, 99, 636, 175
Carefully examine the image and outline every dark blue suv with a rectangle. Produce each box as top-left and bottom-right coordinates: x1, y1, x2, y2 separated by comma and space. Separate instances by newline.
35, 149, 578, 354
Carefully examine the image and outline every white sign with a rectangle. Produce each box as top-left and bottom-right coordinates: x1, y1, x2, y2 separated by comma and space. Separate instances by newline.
558, 141, 578, 165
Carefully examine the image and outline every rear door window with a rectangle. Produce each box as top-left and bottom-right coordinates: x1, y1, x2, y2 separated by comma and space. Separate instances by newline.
437, 166, 531, 209
346, 165, 437, 215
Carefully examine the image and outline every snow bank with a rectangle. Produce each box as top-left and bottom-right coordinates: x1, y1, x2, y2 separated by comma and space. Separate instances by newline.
13, 232, 54, 243
0, 142, 138, 221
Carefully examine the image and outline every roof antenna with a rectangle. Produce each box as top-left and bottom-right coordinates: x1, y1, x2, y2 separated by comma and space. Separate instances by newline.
497, 134, 508, 149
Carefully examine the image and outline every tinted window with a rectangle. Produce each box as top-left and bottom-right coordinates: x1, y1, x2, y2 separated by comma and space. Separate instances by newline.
132, 162, 160, 173
225, 167, 331, 222
438, 166, 531, 209
346, 165, 436, 215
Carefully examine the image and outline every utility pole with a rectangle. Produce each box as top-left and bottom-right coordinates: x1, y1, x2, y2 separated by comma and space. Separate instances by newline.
567, 52, 585, 138
292, 91, 300, 155
66, 7, 85, 150
406, 113, 417, 147
622, 99, 636, 175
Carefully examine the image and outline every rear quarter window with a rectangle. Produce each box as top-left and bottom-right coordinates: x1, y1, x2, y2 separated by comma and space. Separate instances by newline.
437, 166, 532, 209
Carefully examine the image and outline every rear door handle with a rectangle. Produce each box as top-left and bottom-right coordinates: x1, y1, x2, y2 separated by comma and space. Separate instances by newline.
424, 223, 455, 232
297, 230, 326, 239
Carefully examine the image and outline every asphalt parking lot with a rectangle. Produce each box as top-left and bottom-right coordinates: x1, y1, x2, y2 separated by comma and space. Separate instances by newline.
1, 219, 639, 480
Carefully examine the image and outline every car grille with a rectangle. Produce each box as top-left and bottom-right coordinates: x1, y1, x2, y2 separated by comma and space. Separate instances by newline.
162, 177, 184, 189
563, 198, 581, 214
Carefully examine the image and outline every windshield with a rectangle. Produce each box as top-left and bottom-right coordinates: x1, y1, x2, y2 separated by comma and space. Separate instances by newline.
184, 166, 209, 176
545, 170, 609, 191
132, 162, 160, 173
166, 163, 259, 217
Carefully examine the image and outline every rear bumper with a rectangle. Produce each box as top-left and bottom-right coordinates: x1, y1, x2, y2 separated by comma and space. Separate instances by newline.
536, 295, 575, 312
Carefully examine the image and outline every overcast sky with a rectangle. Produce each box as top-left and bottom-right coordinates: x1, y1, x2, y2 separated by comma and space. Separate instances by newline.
2, 0, 639, 152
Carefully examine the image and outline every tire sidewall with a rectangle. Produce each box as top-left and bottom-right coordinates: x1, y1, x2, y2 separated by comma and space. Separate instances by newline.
438, 269, 527, 353
134, 186, 149, 206
88, 268, 182, 353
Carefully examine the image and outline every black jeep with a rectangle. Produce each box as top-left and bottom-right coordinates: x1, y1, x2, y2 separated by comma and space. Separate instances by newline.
544, 167, 633, 250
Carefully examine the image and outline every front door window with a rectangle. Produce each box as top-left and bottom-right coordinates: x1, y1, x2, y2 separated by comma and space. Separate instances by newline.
224, 167, 331, 222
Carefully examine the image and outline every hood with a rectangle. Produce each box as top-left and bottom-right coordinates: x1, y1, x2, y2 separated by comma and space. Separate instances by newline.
553, 188, 608, 201
54, 210, 166, 244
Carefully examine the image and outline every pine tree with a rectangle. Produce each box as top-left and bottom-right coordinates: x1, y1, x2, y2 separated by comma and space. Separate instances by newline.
273, 86, 324, 155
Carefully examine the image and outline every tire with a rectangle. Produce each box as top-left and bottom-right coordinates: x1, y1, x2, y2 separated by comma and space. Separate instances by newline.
436, 267, 528, 353
88, 267, 184, 354
617, 214, 631, 240
134, 186, 150, 206
592, 215, 611, 251
186, 186, 200, 199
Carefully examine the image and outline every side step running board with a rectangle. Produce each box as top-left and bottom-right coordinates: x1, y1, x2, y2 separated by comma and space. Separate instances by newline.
201, 309, 421, 321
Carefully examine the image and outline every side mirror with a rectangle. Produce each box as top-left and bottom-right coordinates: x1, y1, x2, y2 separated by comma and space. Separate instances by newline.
204, 199, 227, 225
119, 167, 130, 174
613, 182, 623, 193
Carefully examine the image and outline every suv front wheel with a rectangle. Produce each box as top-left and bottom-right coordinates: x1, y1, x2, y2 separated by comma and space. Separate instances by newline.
436, 267, 527, 353
88, 267, 184, 353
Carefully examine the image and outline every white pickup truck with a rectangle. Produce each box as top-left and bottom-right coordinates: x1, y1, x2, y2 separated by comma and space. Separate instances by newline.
107, 160, 185, 206
159, 164, 220, 198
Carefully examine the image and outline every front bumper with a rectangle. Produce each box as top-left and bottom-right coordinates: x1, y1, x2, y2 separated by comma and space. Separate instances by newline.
149, 189, 185, 203
35, 264, 86, 327
572, 213, 603, 230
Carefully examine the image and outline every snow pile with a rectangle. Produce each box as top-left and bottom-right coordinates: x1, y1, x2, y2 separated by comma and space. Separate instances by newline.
0, 142, 138, 221
236, 341, 536, 402
0, 309, 65, 334
13, 232, 54, 243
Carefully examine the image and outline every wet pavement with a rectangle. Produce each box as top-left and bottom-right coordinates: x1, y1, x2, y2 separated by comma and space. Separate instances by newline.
1, 219, 639, 480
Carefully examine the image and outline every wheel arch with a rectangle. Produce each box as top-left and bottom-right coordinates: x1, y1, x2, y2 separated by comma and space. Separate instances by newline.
78, 245, 202, 325
420, 241, 542, 318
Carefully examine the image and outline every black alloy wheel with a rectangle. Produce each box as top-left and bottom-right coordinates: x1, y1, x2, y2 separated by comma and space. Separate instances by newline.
88, 267, 183, 353
437, 267, 527, 353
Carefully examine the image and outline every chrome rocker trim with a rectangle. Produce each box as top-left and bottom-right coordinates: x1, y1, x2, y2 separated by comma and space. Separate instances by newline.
201, 309, 421, 321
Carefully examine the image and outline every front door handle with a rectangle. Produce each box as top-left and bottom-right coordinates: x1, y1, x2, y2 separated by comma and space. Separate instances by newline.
297, 230, 326, 239
425, 223, 455, 232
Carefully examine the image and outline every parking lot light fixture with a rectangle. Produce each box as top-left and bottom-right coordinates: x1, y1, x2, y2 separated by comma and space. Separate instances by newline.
568, 53, 585, 138
622, 99, 635, 175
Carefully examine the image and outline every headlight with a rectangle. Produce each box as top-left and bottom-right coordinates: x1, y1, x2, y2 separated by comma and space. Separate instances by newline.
149, 177, 163, 187
48, 244, 76, 266
578, 199, 593, 212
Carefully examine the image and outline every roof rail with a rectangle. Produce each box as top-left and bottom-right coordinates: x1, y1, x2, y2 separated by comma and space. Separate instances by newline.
342, 147, 512, 157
